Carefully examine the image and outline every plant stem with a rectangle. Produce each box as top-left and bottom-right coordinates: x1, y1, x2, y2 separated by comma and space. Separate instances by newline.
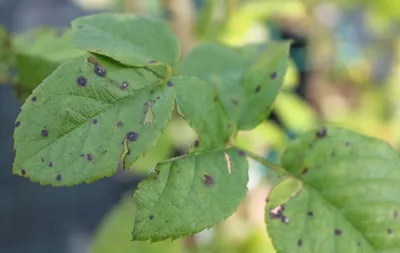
233, 145, 288, 175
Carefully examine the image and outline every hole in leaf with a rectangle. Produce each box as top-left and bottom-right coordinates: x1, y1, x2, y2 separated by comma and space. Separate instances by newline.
76, 76, 87, 86
126, 131, 139, 142
203, 174, 214, 187
56, 174, 62, 181
316, 127, 327, 138
48, 161, 53, 167
41, 129, 48, 137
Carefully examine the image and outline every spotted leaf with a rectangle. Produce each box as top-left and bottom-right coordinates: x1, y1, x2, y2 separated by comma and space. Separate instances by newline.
132, 148, 248, 241
266, 127, 400, 253
13, 55, 174, 186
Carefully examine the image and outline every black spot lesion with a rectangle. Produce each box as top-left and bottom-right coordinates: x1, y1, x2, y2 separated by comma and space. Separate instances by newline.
394, 210, 398, 218
41, 129, 49, 137
255, 85, 261, 93
31, 96, 37, 102
120, 81, 129, 90
316, 127, 327, 138
193, 139, 199, 148
231, 99, 239, 105
48, 161, 53, 167
56, 174, 62, 181
149, 215, 154, 220
94, 64, 107, 77
116, 121, 122, 127
307, 211, 313, 217
334, 229, 342, 236
203, 174, 214, 187
387, 228, 393, 234
76, 76, 87, 86
21, 169, 26, 176
86, 154, 93, 161
270, 72, 277, 79
15, 121, 20, 127
167, 80, 173, 87
297, 239, 303, 247
301, 167, 308, 175
92, 119, 98, 124
126, 131, 139, 142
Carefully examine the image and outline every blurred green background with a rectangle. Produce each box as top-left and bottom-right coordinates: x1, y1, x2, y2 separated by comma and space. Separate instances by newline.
1, 0, 399, 252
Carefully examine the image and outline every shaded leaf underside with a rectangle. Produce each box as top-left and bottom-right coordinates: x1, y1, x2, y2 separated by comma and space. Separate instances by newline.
13, 55, 174, 186
266, 127, 400, 253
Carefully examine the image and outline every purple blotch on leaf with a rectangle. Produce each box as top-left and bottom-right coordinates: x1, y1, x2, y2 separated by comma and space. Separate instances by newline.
316, 127, 327, 138
120, 81, 129, 90
21, 169, 26, 175
94, 64, 107, 77
92, 119, 98, 124
297, 239, 303, 247
270, 72, 277, 79
41, 129, 48, 137
15, 121, 20, 127
203, 174, 214, 187
126, 131, 139, 142
56, 174, 62, 181
48, 161, 53, 167
31, 96, 37, 102
194, 139, 199, 148
167, 80, 173, 87
334, 229, 342, 236
76, 76, 87, 86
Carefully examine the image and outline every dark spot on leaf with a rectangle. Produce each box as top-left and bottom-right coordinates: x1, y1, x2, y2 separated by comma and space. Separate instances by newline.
76, 76, 87, 86
266, 197, 269, 203
156, 96, 160, 100
87, 56, 99, 65
334, 229, 342, 236
41, 129, 48, 137
238, 150, 245, 156
56, 174, 62, 181
92, 119, 98, 124
307, 211, 313, 217
48, 161, 53, 167
203, 174, 214, 187
281, 216, 290, 224
167, 80, 173, 87
316, 127, 327, 138
149, 215, 154, 220
126, 131, 139, 142
149, 60, 157, 64
394, 210, 398, 218
94, 64, 107, 77
297, 239, 303, 247
227, 124, 231, 129
127, 149, 131, 155
231, 99, 239, 105
120, 81, 129, 90
302, 167, 308, 175
255, 85, 261, 93
194, 139, 199, 148
15, 121, 20, 127
21, 169, 26, 175
102, 150, 108, 154
270, 72, 277, 79
31, 96, 37, 102
214, 96, 218, 102
387, 228, 392, 234
116, 121, 122, 127
80, 154, 85, 157
346, 141, 351, 146
87, 154, 93, 161
41, 158, 44, 163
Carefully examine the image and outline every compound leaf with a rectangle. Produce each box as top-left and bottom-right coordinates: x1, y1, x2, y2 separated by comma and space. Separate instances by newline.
132, 148, 249, 241
13, 55, 174, 186
266, 127, 400, 253
180, 41, 290, 130
71, 13, 180, 68
170, 76, 233, 150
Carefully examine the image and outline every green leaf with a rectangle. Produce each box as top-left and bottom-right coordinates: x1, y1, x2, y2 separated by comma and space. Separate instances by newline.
171, 76, 233, 150
0, 26, 15, 84
90, 193, 183, 253
12, 28, 84, 101
132, 148, 249, 241
180, 41, 290, 130
13, 55, 174, 186
266, 127, 400, 253
71, 13, 180, 68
